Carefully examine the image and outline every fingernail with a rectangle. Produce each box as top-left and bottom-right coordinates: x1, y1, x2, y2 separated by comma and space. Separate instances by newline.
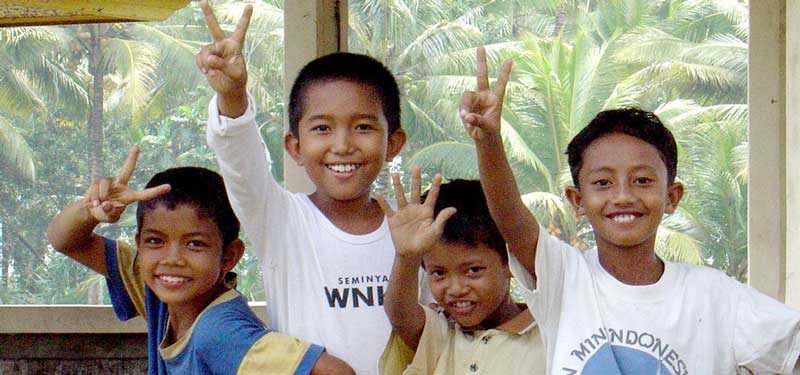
92, 200, 99, 207
459, 109, 467, 117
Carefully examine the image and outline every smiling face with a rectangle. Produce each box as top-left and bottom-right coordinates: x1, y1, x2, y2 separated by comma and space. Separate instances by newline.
566, 133, 683, 253
285, 80, 406, 206
136, 204, 240, 311
423, 242, 514, 329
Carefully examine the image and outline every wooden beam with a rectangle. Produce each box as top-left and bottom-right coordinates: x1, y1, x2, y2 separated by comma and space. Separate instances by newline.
0, 0, 190, 27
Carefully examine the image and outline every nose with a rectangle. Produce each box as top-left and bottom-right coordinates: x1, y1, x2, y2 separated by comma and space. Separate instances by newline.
445, 276, 470, 297
331, 128, 354, 154
160, 243, 186, 266
612, 182, 636, 205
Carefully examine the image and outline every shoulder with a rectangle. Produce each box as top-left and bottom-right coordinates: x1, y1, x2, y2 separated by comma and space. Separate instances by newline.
192, 292, 268, 349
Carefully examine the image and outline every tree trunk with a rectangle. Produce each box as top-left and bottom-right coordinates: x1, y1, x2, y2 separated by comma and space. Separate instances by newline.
86, 25, 105, 304
87, 25, 105, 180
553, 5, 568, 37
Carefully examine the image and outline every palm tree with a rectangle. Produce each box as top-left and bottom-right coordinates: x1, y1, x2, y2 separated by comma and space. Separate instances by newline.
394, 0, 749, 268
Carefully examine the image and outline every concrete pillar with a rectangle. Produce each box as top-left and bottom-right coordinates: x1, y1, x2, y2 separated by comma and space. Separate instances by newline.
283, 0, 348, 193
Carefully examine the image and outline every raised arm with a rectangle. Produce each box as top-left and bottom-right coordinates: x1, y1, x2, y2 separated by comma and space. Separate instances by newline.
376, 167, 456, 350
460, 47, 540, 278
46, 146, 170, 276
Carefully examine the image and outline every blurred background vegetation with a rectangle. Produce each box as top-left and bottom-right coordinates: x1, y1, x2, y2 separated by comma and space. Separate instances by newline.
0, 0, 748, 304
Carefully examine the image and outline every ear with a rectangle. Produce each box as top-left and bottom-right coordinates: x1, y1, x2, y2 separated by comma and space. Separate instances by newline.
284, 132, 304, 166
220, 239, 245, 274
664, 182, 684, 214
565, 186, 586, 218
385, 129, 407, 162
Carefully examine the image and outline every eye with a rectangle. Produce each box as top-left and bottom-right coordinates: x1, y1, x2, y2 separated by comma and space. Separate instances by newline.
633, 176, 653, 185
142, 237, 164, 247
467, 266, 485, 276
592, 179, 611, 187
355, 123, 375, 131
429, 269, 445, 279
310, 124, 331, 133
187, 240, 208, 251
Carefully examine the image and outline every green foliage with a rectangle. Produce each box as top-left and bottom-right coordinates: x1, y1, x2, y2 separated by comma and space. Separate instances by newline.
0, 0, 750, 304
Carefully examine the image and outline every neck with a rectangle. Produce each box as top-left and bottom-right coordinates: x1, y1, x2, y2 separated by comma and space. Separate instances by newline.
167, 284, 228, 341
596, 239, 664, 285
470, 294, 522, 332
309, 192, 384, 234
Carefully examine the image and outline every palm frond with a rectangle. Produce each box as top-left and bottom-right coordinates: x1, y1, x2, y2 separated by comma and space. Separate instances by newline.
0, 114, 36, 182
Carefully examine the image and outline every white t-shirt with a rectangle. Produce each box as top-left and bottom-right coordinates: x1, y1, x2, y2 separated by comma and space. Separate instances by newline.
509, 227, 800, 375
206, 95, 394, 375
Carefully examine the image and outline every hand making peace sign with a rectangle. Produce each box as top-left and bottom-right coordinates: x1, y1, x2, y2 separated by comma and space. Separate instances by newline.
83, 146, 171, 223
195, 0, 253, 99
459, 47, 513, 142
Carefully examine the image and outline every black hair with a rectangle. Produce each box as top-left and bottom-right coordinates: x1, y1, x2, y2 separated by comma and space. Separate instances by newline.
288, 52, 401, 138
566, 108, 678, 187
421, 179, 507, 263
136, 167, 239, 249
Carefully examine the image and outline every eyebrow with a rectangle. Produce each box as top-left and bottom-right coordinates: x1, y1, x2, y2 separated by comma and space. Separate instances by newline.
586, 165, 658, 175
140, 229, 209, 238
304, 114, 381, 123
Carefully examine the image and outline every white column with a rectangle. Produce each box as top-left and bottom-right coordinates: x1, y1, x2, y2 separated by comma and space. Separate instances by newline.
785, 0, 800, 309
748, 0, 788, 303
283, 0, 348, 193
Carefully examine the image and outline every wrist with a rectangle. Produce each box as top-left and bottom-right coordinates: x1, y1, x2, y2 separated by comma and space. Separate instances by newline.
217, 88, 248, 118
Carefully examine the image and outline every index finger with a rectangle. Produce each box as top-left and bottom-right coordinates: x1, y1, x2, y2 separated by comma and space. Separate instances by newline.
116, 146, 140, 186
231, 4, 253, 45
476, 47, 489, 91
201, 0, 226, 42
128, 184, 171, 203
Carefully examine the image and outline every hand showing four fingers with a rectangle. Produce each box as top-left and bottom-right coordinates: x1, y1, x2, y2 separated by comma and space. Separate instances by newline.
376, 167, 457, 260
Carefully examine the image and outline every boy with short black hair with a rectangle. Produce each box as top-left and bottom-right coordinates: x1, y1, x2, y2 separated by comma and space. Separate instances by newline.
376, 172, 545, 374
460, 47, 800, 374
196, 2, 406, 373
47, 146, 353, 375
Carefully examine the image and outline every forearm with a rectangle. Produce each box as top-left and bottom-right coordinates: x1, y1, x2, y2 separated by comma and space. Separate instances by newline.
475, 133, 539, 273
47, 200, 99, 254
46, 200, 107, 275
384, 255, 426, 350
206, 93, 281, 258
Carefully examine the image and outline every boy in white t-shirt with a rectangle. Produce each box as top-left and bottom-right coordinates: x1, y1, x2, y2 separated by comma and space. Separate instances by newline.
459, 47, 800, 374
195, 2, 406, 373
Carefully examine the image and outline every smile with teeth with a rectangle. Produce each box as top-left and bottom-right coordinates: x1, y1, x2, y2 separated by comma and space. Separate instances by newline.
448, 301, 475, 312
609, 213, 638, 223
157, 275, 191, 284
326, 163, 361, 173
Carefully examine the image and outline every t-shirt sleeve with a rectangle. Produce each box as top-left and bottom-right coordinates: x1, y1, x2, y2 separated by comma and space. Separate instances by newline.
236, 332, 324, 375
507, 225, 571, 326
103, 238, 147, 320
733, 281, 800, 374
205, 93, 292, 265
393, 306, 450, 375
378, 330, 417, 375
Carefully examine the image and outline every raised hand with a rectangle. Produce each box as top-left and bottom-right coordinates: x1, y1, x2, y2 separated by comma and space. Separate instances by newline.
83, 146, 171, 223
376, 167, 457, 259
460, 46, 513, 141
196, 0, 253, 100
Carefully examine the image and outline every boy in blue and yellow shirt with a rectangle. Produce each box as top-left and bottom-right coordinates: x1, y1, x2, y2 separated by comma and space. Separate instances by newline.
47, 146, 353, 375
